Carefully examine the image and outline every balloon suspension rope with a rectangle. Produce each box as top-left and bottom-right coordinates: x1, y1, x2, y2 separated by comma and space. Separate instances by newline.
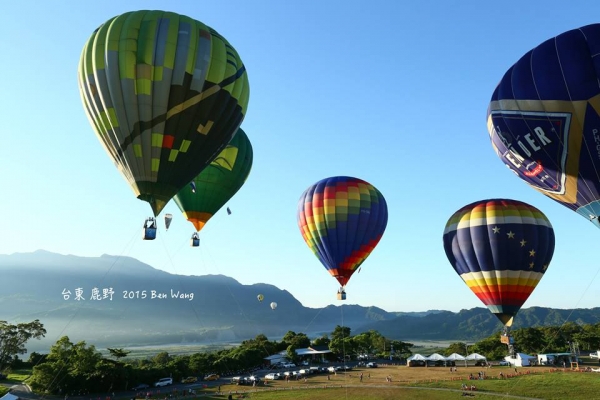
197, 235, 278, 366
38, 223, 140, 397
341, 303, 349, 399
499, 265, 600, 398
157, 230, 259, 382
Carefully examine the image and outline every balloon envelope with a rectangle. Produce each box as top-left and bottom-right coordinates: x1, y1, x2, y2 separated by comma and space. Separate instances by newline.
79, 10, 250, 216
297, 176, 388, 288
173, 128, 253, 231
164, 213, 173, 230
257, 294, 264, 302
270, 302, 277, 310
443, 199, 555, 326
487, 23, 600, 228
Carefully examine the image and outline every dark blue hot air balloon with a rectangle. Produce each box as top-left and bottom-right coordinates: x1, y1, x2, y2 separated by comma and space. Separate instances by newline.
487, 24, 600, 227
443, 199, 555, 327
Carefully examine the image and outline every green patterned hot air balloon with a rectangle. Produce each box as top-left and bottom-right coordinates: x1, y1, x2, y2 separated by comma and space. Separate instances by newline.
174, 128, 253, 231
78, 10, 250, 216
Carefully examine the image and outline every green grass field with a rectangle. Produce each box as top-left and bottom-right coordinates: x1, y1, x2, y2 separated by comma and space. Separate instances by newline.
102, 343, 236, 359
194, 365, 600, 400
5, 369, 32, 383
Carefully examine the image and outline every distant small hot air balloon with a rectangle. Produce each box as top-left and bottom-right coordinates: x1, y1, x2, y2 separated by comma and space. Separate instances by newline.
257, 294, 264, 302
164, 214, 173, 231
297, 176, 388, 300
443, 199, 555, 327
270, 302, 277, 310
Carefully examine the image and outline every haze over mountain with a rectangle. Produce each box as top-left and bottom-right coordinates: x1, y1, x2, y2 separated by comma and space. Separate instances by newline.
1, 251, 597, 352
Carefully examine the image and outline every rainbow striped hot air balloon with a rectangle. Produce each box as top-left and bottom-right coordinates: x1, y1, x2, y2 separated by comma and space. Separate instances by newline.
297, 176, 388, 299
442, 199, 555, 327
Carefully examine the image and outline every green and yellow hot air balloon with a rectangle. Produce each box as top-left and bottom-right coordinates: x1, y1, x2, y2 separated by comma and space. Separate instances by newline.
174, 128, 253, 232
78, 10, 250, 216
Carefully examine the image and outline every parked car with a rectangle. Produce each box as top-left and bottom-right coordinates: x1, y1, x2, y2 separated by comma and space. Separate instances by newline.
366, 362, 378, 368
204, 374, 220, 381
498, 360, 510, 366
231, 376, 252, 385
154, 378, 173, 387
181, 376, 198, 383
264, 373, 280, 380
327, 366, 341, 373
131, 384, 149, 391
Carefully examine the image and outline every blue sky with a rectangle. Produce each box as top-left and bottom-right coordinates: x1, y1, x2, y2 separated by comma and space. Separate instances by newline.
2, 0, 600, 314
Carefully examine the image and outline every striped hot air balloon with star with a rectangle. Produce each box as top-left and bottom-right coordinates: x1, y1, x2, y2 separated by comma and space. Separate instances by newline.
442, 199, 555, 327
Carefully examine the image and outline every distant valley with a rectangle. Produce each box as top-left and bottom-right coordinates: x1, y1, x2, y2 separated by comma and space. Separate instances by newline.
1, 250, 599, 352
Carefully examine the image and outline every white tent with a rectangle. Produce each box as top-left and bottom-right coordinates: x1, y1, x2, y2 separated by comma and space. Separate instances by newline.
426, 353, 447, 361
446, 353, 466, 361
466, 353, 487, 361
407, 354, 428, 366
464, 353, 488, 366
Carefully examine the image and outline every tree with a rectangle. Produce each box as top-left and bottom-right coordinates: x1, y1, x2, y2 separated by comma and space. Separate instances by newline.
0, 319, 46, 371
329, 336, 356, 358
281, 331, 310, 350
352, 332, 375, 356
389, 340, 413, 358
312, 335, 330, 347
469, 333, 506, 360
282, 331, 298, 346
28, 351, 47, 365
331, 326, 351, 342
152, 351, 171, 366
107, 348, 131, 360
513, 327, 546, 355
286, 344, 299, 363
30, 336, 129, 394
443, 342, 469, 357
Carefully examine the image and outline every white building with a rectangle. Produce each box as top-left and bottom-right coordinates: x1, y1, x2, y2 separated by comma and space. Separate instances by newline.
504, 353, 536, 367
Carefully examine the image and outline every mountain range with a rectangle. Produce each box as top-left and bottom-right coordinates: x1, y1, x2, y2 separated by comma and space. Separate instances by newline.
1, 251, 598, 352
